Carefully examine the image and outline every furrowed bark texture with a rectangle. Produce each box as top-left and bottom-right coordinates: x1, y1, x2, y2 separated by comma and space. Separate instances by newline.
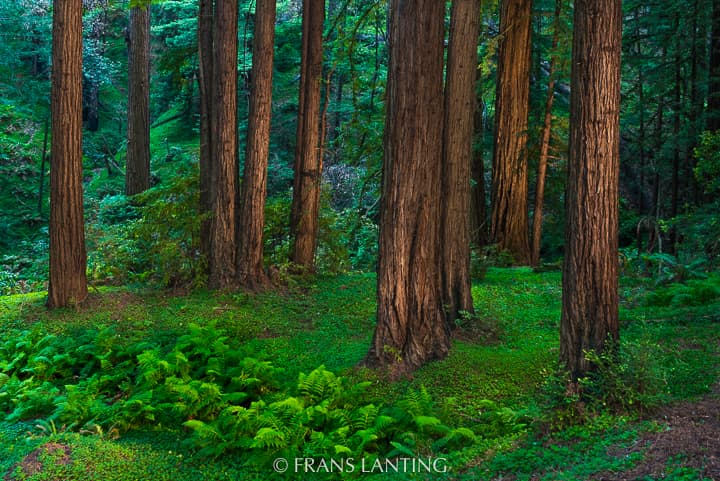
491, 0, 532, 265
208, 0, 239, 289
126, 5, 151, 196
48, 0, 88, 308
366, 0, 449, 375
441, 0, 480, 322
198, 0, 214, 263
237, 0, 276, 290
290, 0, 325, 270
561, 0, 622, 380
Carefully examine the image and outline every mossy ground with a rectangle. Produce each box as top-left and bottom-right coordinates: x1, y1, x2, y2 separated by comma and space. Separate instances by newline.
1, 268, 718, 480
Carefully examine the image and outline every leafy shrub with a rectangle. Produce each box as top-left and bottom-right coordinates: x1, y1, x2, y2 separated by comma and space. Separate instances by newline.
643, 276, 720, 307
88, 164, 206, 288
581, 339, 668, 416
540, 337, 669, 430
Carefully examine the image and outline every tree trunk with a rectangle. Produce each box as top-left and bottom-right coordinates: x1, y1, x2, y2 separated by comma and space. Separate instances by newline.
441, 0, 480, 322
670, 14, 681, 255
290, 0, 325, 271
366, 0, 449, 376
198, 0, 214, 263
126, 5, 151, 196
708, 0, 720, 131
530, 0, 561, 267
237, 0, 276, 290
560, 0, 621, 380
208, 0, 239, 289
48, 0, 88, 308
470, 96, 488, 247
491, 0, 532, 265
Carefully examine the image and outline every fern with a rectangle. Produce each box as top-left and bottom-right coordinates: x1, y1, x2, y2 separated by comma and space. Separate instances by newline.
298, 365, 340, 403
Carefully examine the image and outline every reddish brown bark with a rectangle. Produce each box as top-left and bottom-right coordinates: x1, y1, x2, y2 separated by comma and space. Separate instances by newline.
366, 0, 449, 375
208, 0, 239, 289
126, 5, 151, 196
442, 0, 480, 322
48, 0, 88, 308
560, 0, 622, 379
198, 0, 214, 263
237, 0, 276, 290
290, 0, 324, 270
491, 0, 532, 265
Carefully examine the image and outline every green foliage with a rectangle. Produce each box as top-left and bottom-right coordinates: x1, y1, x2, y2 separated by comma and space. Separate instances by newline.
620, 247, 710, 285
694, 130, 720, 195
0, 320, 491, 472
643, 276, 720, 307
580, 339, 669, 416
89, 162, 206, 288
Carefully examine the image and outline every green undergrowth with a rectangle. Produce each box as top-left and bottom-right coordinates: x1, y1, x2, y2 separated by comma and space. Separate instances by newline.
1, 268, 719, 480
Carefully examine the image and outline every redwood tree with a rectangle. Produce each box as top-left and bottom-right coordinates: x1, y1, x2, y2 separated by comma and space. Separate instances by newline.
365, 0, 448, 374
198, 0, 213, 261
48, 0, 88, 308
237, 0, 277, 290
490, 0, 532, 265
289, 0, 324, 270
561, 0, 622, 379
208, 0, 239, 289
441, 0, 480, 322
125, 4, 151, 196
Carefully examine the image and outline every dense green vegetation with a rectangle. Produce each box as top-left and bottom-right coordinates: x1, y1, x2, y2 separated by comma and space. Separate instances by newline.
1, 269, 719, 479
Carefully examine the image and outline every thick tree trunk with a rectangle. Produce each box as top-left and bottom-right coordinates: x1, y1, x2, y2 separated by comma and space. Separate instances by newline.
48, 0, 88, 308
491, 0, 532, 265
366, 0, 449, 376
441, 0, 480, 322
237, 0, 276, 290
531, 0, 561, 267
198, 0, 214, 263
126, 5, 151, 196
560, 0, 621, 380
208, 0, 239, 289
290, 0, 325, 271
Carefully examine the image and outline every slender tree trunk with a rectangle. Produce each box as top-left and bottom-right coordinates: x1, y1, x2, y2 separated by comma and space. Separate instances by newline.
126, 5, 151, 196
708, 0, 720, 131
491, 0, 533, 265
366, 0, 448, 375
48, 0, 88, 308
685, 0, 703, 206
208, 0, 239, 289
38, 116, 49, 217
470, 95, 488, 247
237, 0, 276, 290
290, 0, 325, 270
85, 81, 100, 132
560, 0, 622, 380
198, 0, 214, 263
670, 15, 681, 255
531, 0, 562, 267
441, 0, 480, 322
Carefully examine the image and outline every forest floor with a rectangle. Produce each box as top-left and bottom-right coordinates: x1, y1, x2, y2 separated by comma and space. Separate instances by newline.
0, 268, 718, 481
598, 380, 720, 481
